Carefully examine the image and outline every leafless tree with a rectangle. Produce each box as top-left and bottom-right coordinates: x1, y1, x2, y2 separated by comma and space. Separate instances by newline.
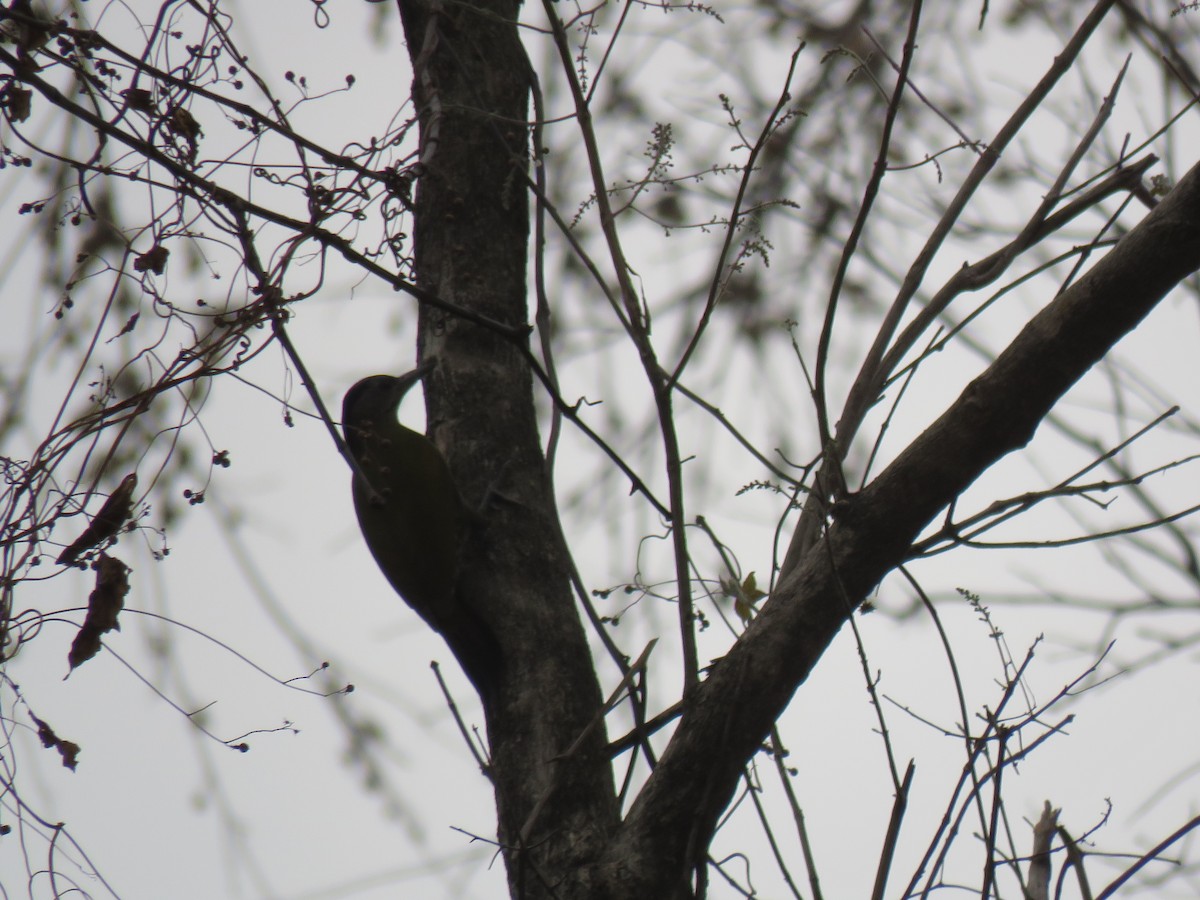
2, 0, 1200, 897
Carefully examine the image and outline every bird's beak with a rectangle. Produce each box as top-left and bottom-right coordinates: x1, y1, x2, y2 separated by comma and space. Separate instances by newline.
392, 358, 436, 399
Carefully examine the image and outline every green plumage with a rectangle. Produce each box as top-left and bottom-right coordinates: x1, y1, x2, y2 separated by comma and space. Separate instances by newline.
342, 371, 498, 689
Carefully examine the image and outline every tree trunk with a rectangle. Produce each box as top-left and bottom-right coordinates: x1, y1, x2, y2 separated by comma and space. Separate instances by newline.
396, 0, 621, 895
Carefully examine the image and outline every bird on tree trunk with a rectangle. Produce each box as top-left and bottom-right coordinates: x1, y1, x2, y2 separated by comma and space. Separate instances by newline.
342, 364, 499, 694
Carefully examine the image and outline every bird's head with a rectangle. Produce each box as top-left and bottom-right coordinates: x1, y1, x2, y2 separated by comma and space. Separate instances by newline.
341, 361, 434, 459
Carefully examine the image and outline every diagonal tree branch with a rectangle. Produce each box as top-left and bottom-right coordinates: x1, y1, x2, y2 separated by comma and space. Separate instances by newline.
596, 156, 1200, 897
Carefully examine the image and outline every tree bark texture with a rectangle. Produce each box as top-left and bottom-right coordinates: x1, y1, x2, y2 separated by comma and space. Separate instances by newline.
396, 0, 1200, 893
395, 0, 620, 895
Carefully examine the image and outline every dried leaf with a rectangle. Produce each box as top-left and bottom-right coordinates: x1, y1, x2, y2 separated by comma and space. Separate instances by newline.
730, 571, 768, 623
167, 105, 202, 140
167, 105, 203, 161
57, 473, 138, 566
29, 711, 81, 771
133, 245, 168, 275
112, 312, 139, 339
67, 554, 131, 672
6, 85, 32, 122
120, 87, 156, 114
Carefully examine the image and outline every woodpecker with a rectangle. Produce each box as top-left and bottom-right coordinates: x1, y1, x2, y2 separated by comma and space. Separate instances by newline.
342, 365, 498, 691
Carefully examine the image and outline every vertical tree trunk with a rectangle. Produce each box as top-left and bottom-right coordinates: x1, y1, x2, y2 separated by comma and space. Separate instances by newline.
395, 0, 620, 895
